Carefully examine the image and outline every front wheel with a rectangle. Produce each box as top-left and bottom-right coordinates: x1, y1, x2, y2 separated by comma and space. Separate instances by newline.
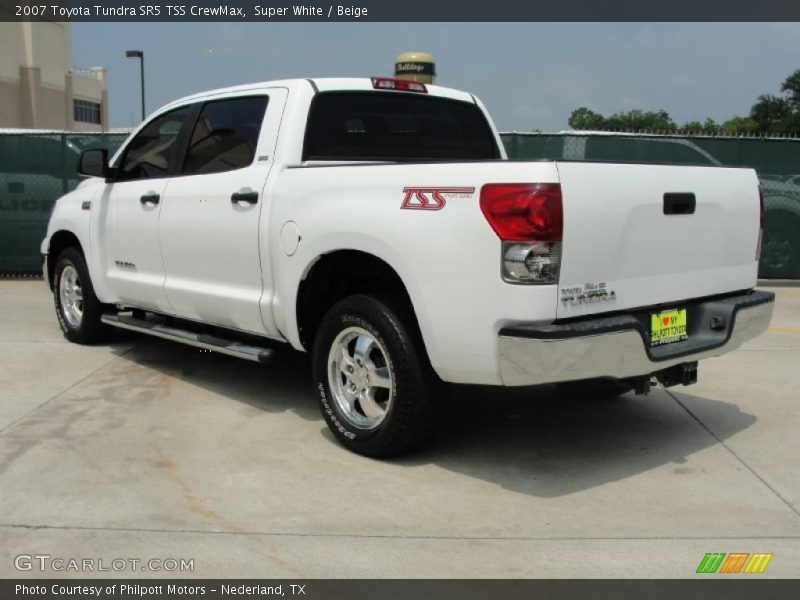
53, 247, 112, 344
312, 294, 438, 457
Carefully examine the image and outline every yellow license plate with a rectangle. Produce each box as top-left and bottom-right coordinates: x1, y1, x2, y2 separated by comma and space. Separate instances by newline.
650, 308, 688, 346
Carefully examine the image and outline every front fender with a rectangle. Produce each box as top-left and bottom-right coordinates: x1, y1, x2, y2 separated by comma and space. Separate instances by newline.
42, 187, 107, 299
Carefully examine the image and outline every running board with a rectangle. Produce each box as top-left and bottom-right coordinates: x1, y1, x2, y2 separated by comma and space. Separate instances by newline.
101, 314, 275, 363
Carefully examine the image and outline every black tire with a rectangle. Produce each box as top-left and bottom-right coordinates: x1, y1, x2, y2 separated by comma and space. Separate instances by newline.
53, 247, 112, 344
555, 377, 632, 400
759, 213, 800, 279
312, 294, 439, 457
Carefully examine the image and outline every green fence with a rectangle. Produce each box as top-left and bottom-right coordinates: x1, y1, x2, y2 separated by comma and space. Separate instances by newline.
1, 131, 799, 278
0, 132, 128, 274
502, 132, 800, 279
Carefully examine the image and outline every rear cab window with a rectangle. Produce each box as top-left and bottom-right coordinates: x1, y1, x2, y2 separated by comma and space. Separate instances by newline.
303, 92, 500, 162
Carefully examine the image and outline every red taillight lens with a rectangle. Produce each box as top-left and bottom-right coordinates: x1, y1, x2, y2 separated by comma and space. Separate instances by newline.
371, 77, 428, 93
480, 183, 563, 242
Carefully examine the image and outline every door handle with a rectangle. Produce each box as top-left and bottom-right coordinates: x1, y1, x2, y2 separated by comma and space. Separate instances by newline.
663, 193, 695, 215
231, 191, 259, 204
140, 193, 160, 206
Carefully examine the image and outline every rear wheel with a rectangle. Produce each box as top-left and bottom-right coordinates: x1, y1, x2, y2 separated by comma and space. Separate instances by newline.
555, 377, 632, 400
312, 294, 438, 457
53, 247, 112, 344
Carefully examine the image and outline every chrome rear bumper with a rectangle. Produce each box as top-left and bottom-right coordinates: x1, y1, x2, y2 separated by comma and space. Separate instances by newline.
498, 290, 774, 386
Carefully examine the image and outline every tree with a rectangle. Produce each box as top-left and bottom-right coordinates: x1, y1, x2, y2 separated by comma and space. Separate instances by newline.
605, 109, 677, 132
780, 68, 800, 110
566, 66, 800, 135
720, 116, 760, 135
567, 107, 678, 132
681, 118, 720, 134
749, 94, 792, 134
567, 107, 605, 130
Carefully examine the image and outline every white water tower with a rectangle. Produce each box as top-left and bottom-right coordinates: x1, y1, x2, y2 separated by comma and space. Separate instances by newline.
394, 51, 436, 84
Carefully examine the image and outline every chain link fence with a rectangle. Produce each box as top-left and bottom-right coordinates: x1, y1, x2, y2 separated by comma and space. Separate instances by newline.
502, 132, 800, 279
1, 131, 798, 278
0, 132, 128, 275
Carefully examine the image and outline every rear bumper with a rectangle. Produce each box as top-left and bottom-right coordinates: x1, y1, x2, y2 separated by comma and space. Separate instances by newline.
497, 290, 774, 386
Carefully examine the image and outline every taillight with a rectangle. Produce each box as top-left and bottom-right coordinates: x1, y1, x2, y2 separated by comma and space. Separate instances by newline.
480, 184, 562, 242
371, 77, 428, 93
480, 183, 563, 284
756, 184, 764, 261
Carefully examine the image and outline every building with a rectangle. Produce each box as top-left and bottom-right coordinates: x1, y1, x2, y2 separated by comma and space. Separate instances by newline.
0, 22, 108, 131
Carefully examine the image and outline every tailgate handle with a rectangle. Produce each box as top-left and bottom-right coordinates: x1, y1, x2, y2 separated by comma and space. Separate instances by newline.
663, 193, 695, 215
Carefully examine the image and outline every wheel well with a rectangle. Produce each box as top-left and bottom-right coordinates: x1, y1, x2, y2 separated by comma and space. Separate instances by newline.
46, 230, 83, 288
296, 250, 417, 350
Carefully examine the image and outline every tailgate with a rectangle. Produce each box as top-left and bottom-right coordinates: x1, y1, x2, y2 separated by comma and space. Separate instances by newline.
555, 162, 761, 319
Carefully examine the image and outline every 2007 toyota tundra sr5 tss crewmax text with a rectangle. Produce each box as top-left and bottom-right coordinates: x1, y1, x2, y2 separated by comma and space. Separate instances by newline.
42, 77, 775, 457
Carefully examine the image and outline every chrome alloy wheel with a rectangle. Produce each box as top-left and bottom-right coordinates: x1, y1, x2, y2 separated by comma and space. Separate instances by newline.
59, 265, 84, 328
327, 326, 394, 430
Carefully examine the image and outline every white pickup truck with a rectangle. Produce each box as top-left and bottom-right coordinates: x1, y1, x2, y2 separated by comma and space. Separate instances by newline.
42, 77, 775, 457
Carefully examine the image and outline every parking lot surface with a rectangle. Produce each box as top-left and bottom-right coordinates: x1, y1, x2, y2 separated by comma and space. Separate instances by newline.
0, 281, 798, 578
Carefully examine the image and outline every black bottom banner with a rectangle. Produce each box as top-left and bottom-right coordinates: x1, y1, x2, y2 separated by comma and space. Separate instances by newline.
3, 579, 800, 600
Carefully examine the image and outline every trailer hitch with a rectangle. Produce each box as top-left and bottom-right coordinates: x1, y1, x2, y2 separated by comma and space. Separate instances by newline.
656, 361, 699, 388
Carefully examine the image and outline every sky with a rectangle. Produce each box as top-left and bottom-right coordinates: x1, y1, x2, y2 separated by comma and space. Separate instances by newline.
71, 22, 800, 131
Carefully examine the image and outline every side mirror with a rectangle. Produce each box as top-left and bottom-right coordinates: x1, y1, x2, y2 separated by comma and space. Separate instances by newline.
78, 149, 109, 178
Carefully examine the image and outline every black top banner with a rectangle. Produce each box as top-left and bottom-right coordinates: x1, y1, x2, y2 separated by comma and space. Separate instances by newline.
3, 0, 800, 22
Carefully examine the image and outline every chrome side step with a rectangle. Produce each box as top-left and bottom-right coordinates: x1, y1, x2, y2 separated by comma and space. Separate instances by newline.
101, 314, 275, 363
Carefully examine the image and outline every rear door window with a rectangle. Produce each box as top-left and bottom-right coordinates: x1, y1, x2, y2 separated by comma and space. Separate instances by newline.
303, 92, 500, 161
182, 96, 268, 175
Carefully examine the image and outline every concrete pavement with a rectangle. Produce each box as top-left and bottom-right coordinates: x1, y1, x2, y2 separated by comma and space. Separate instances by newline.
0, 280, 798, 578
